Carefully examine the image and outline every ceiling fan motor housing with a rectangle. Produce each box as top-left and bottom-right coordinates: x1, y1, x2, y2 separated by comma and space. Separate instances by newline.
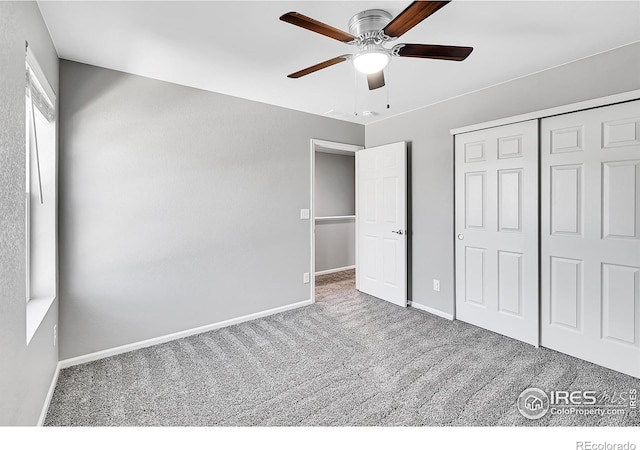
348, 9, 393, 44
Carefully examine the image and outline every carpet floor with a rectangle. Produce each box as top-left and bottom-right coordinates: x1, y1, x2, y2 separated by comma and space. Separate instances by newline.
45, 270, 639, 426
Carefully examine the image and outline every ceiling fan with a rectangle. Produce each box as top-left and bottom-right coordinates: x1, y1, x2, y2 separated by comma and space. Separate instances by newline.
280, 1, 473, 90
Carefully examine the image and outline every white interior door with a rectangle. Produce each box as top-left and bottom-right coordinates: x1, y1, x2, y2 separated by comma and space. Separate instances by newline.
356, 142, 407, 307
455, 120, 539, 345
541, 100, 640, 378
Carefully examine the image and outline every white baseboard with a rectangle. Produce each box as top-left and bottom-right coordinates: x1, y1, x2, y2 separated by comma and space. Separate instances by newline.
59, 299, 313, 370
315, 265, 355, 276
38, 361, 61, 426
409, 301, 454, 321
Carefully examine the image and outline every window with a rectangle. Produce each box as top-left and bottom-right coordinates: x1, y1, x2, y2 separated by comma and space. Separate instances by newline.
25, 44, 57, 344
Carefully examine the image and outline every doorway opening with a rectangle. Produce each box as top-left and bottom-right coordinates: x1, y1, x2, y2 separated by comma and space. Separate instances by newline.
310, 139, 362, 303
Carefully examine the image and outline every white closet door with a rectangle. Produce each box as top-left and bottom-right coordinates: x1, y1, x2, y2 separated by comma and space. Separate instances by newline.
356, 142, 407, 307
455, 120, 539, 345
541, 100, 640, 378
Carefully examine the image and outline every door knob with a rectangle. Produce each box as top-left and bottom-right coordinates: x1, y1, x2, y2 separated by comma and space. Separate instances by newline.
458, 234, 464, 240
392, 229, 405, 235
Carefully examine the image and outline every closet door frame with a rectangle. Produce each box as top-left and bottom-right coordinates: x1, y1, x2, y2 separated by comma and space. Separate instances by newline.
451, 90, 640, 375
310, 139, 363, 304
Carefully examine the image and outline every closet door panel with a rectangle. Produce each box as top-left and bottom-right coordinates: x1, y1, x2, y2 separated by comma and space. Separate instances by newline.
541, 100, 640, 378
455, 120, 539, 345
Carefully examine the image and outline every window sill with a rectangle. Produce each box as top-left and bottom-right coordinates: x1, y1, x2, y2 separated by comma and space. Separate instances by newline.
26, 296, 56, 345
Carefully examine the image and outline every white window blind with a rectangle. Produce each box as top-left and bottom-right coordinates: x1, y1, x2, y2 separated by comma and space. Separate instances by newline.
26, 67, 55, 123
25, 45, 56, 206
25, 43, 55, 122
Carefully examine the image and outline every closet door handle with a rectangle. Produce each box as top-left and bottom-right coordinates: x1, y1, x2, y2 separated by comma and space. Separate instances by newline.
392, 229, 405, 235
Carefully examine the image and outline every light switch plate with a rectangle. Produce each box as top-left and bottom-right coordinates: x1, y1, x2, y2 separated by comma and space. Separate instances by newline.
303, 272, 310, 284
300, 209, 310, 219
433, 279, 440, 292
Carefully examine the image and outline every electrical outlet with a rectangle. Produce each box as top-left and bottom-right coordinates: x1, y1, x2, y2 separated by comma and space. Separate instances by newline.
433, 279, 440, 292
300, 209, 310, 220
53, 324, 57, 346
303, 272, 310, 284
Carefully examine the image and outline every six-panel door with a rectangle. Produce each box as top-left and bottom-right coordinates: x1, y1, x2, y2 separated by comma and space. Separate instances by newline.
356, 142, 407, 307
541, 100, 640, 378
455, 120, 539, 346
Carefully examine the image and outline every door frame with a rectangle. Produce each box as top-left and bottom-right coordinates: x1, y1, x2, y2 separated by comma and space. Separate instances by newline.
310, 139, 363, 303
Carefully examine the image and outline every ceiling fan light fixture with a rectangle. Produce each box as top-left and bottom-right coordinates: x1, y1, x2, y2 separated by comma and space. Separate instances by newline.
353, 49, 390, 74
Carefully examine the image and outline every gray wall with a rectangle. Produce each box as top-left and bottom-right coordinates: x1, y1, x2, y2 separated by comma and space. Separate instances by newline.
0, 1, 59, 425
315, 221, 356, 273
366, 42, 640, 316
314, 152, 355, 217
314, 152, 355, 272
58, 61, 364, 360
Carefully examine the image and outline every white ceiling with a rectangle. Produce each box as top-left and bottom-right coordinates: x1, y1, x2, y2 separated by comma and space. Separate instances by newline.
38, 1, 640, 124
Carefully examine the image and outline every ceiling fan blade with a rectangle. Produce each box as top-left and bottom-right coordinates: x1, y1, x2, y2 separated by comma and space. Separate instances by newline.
394, 43, 473, 61
383, 1, 451, 38
280, 12, 356, 43
287, 56, 349, 79
367, 71, 385, 90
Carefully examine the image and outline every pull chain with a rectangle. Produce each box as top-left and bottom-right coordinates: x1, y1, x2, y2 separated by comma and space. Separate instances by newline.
353, 66, 358, 116
386, 64, 390, 110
